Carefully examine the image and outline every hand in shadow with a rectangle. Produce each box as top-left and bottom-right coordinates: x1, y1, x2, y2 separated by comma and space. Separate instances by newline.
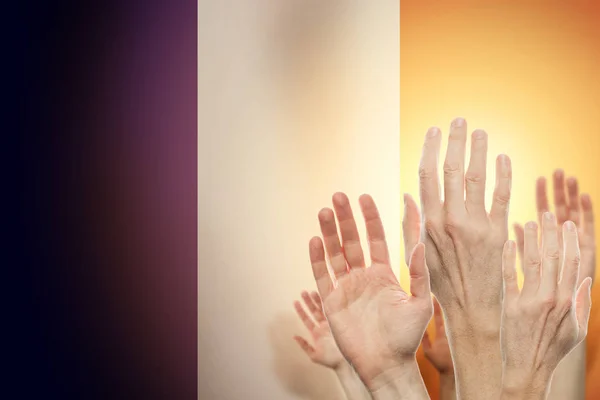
268, 312, 345, 400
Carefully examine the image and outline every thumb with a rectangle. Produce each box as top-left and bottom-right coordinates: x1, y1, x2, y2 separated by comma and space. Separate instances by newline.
403, 193, 422, 266
409, 243, 431, 298
575, 277, 593, 342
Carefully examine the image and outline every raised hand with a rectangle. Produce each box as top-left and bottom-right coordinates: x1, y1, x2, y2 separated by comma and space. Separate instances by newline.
501, 214, 592, 399
515, 171, 596, 286
293, 291, 344, 369
310, 193, 432, 398
416, 119, 511, 327
410, 118, 512, 399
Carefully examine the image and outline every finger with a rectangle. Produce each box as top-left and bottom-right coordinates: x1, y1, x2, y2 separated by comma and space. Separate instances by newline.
419, 127, 443, 215
559, 222, 580, 293
318, 208, 348, 278
503, 240, 519, 300
408, 243, 431, 298
403, 193, 421, 265
553, 170, 568, 225
540, 213, 560, 296
581, 194, 595, 239
536, 177, 549, 225
465, 129, 488, 217
575, 277, 593, 342
294, 301, 316, 332
293, 336, 316, 357
422, 330, 432, 352
489, 154, 512, 226
443, 117, 468, 215
309, 237, 335, 299
332, 192, 365, 269
359, 194, 390, 265
566, 177, 581, 225
521, 222, 541, 297
514, 224, 525, 270
311, 291, 323, 309
301, 291, 325, 323
433, 297, 445, 338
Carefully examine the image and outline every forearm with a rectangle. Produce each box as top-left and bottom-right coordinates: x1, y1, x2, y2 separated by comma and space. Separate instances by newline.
366, 359, 430, 400
445, 308, 503, 400
334, 361, 372, 400
439, 373, 456, 400
546, 340, 586, 400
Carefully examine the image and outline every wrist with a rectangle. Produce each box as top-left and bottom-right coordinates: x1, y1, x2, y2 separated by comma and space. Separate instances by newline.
333, 359, 354, 376
363, 356, 421, 393
501, 368, 552, 400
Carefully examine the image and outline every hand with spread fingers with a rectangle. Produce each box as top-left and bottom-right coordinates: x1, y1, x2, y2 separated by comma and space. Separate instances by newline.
501, 214, 592, 400
293, 291, 370, 400
309, 192, 433, 399
514, 171, 596, 286
422, 299, 456, 400
513, 172, 596, 400
408, 118, 512, 399
293, 291, 344, 369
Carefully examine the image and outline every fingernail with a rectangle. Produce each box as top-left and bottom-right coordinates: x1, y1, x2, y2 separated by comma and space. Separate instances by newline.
499, 154, 510, 168
506, 240, 516, 252
427, 127, 439, 137
565, 221, 576, 231
472, 129, 486, 139
452, 117, 465, 128
544, 212, 553, 221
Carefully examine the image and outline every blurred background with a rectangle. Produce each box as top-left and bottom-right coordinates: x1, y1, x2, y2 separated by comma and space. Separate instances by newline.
9, 0, 196, 398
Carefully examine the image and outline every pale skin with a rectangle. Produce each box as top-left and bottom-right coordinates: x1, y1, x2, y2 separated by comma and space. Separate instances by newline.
501, 215, 592, 400
514, 172, 596, 400
293, 291, 370, 400
422, 299, 456, 400
409, 118, 512, 399
309, 192, 433, 399
403, 198, 456, 400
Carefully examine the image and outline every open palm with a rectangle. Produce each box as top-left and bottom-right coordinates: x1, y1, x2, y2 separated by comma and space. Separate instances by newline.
310, 193, 433, 387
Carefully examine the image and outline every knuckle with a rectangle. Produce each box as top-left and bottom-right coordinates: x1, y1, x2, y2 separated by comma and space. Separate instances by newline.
444, 218, 460, 235
424, 218, 439, 237
443, 161, 461, 176
540, 292, 557, 310
494, 192, 511, 207
465, 172, 483, 185
544, 250, 561, 261
527, 258, 542, 269
419, 166, 435, 181
559, 296, 574, 313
